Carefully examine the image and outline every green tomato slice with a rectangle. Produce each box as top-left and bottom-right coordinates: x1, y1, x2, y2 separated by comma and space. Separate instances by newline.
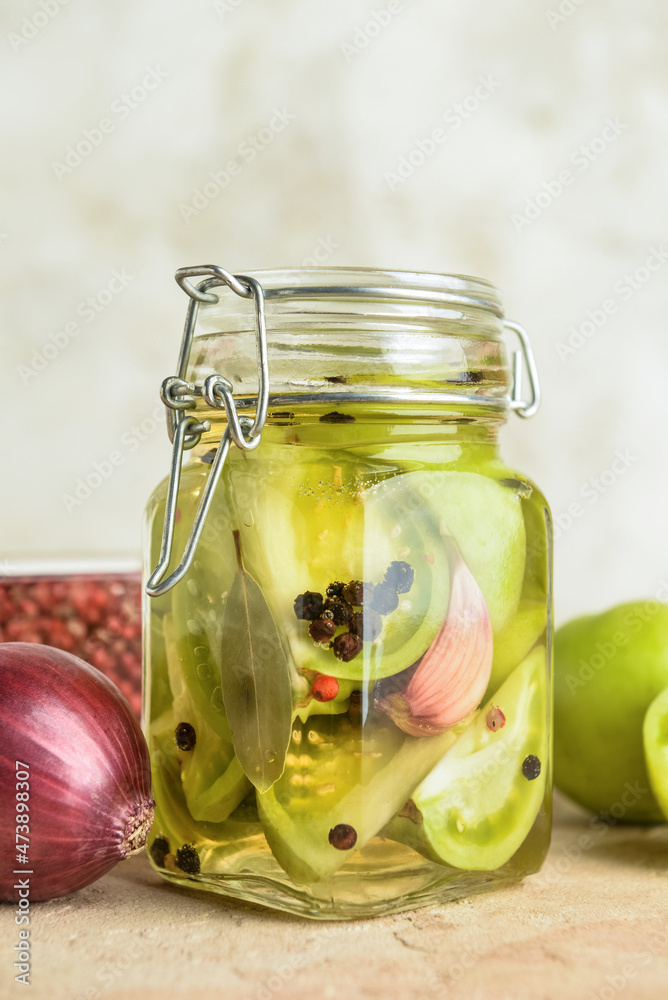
163, 614, 251, 823
643, 686, 668, 821
229, 455, 452, 683
257, 711, 462, 883
148, 711, 261, 875
386, 646, 548, 870
210, 449, 526, 688
409, 471, 526, 632
486, 599, 547, 696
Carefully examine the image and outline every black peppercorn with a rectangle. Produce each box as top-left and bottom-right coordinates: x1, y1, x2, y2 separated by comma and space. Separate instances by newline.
342, 580, 371, 607
370, 581, 399, 615
349, 609, 383, 641
294, 591, 325, 621
150, 837, 170, 867
522, 754, 541, 781
328, 824, 358, 850
326, 581, 345, 599
384, 560, 415, 594
175, 722, 197, 751
175, 843, 201, 874
309, 618, 337, 642
332, 632, 363, 662
323, 597, 353, 626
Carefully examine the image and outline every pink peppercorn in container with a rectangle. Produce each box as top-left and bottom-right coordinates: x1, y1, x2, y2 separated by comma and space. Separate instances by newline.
0, 556, 143, 718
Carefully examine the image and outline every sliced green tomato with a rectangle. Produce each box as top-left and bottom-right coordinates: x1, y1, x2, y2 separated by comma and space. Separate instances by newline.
410, 471, 526, 632
643, 686, 668, 821
163, 608, 228, 736
257, 711, 463, 883
228, 455, 452, 683
516, 478, 551, 604
227, 460, 524, 682
170, 495, 237, 680
352, 474, 451, 681
287, 472, 452, 682
146, 613, 172, 722
224, 450, 363, 686
164, 615, 251, 823
486, 599, 547, 696
385, 646, 548, 871
148, 715, 260, 874
146, 463, 215, 722
149, 711, 199, 849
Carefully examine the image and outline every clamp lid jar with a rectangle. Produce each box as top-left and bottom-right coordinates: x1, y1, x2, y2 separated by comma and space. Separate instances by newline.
142, 264, 552, 920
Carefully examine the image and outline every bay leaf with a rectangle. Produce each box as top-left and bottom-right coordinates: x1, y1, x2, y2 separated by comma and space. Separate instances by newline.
219, 530, 292, 792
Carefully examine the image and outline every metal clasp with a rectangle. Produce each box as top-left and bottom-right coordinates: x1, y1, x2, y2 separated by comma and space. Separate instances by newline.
504, 320, 541, 419
145, 266, 269, 597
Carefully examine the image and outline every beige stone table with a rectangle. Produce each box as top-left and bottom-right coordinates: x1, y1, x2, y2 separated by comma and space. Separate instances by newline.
4, 794, 668, 1000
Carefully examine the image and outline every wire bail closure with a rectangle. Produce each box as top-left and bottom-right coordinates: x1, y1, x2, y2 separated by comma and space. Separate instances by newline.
145, 266, 269, 597
503, 320, 541, 419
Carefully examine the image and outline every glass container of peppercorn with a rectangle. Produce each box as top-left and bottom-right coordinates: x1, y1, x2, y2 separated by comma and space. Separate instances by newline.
143, 265, 552, 919
0, 556, 143, 718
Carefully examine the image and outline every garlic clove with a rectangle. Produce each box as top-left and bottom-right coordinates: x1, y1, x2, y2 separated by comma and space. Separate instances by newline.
377, 538, 493, 737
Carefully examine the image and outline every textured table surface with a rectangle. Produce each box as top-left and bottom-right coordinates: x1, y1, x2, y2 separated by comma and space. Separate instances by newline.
3, 793, 668, 1000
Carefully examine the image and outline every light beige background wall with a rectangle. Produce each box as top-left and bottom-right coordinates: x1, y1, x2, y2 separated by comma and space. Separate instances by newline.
1, 0, 666, 624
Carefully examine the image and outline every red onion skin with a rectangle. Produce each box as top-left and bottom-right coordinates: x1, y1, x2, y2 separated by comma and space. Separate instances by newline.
0, 643, 154, 902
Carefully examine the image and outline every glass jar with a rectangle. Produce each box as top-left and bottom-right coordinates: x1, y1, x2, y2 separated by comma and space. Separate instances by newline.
143, 266, 552, 920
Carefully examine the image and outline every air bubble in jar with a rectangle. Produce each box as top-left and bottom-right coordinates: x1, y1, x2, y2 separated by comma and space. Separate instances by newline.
197, 662, 213, 681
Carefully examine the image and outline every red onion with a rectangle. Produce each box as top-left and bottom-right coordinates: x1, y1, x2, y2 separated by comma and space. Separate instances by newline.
0, 643, 153, 902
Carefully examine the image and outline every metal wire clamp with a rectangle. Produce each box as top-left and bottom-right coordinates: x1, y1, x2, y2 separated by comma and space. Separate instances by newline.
145, 266, 269, 597
504, 320, 541, 419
